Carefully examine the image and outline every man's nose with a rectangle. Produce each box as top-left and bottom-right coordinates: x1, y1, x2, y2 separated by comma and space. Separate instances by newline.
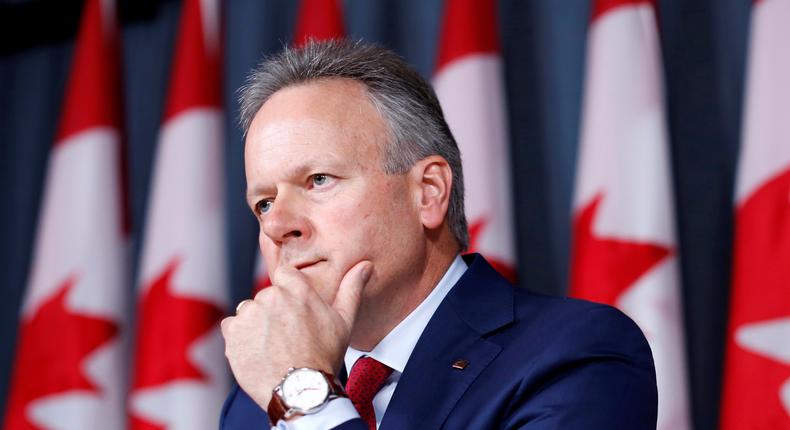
261, 194, 310, 244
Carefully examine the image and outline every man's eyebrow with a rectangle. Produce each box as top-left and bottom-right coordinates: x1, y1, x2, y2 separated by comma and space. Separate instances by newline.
246, 183, 272, 202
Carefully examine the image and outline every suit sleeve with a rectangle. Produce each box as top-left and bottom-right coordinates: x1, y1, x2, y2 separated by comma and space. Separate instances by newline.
504, 305, 658, 429
219, 385, 368, 430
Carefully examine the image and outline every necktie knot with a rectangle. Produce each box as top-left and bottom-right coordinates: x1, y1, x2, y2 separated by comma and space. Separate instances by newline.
345, 356, 393, 429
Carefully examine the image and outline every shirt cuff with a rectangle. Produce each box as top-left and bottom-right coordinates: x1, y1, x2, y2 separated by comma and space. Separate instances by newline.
273, 398, 359, 430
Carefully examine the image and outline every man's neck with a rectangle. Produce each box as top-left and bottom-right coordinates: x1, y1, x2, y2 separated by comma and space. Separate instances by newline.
349, 243, 458, 351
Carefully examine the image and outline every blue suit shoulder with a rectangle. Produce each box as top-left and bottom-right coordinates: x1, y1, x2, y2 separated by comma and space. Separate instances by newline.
486, 287, 659, 428
510, 287, 655, 363
438, 255, 657, 428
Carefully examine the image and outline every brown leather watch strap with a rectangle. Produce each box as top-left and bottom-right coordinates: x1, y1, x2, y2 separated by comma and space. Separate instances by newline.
267, 391, 289, 427
267, 369, 346, 426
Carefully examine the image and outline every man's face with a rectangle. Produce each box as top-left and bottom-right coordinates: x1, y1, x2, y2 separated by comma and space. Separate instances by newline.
245, 79, 425, 304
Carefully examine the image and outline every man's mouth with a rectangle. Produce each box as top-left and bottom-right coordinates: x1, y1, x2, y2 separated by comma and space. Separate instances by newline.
293, 259, 326, 270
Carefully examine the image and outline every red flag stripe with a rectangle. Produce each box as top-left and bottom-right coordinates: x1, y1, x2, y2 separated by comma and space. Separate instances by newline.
55, 0, 121, 142
294, 0, 345, 47
435, 0, 500, 71
591, 0, 656, 22
55, 0, 130, 234
164, 0, 221, 120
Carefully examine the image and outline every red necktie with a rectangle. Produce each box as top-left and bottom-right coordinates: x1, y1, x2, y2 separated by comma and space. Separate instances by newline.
345, 356, 394, 429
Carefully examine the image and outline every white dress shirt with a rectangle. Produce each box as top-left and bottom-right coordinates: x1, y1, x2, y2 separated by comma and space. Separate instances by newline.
277, 255, 468, 429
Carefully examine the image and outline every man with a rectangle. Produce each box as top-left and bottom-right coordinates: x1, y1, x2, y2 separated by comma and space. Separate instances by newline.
220, 40, 657, 429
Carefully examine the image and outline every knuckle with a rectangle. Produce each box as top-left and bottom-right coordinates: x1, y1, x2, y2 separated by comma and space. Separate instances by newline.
253, 287, 272, 302
220, 316, 233, 333
270, 265, 293, 285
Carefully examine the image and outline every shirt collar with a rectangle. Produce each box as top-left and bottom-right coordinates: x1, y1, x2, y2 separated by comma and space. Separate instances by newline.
345, 254, 468, 374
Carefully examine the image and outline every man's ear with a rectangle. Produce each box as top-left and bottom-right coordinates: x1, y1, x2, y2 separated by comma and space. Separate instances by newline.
410, 155, 453, 229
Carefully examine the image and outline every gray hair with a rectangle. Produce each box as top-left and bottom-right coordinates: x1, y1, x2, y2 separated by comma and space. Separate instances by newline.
239, 39, 468, 250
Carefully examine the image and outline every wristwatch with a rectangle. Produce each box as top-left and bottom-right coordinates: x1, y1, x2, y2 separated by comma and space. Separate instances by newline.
267, 367, 347, 426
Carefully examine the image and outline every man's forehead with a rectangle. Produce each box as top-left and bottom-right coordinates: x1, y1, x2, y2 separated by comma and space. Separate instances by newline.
245, 118, 376, 165
245, 80, 384, 147
246, 88, 387, 156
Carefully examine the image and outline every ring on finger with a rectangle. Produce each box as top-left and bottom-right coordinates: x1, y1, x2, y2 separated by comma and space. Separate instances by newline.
235, 299, 253, 314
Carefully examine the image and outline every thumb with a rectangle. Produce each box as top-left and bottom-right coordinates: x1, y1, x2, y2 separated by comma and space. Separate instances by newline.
332, 260, 373, 328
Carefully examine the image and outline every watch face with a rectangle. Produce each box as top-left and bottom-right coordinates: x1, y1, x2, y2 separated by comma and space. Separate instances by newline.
281, 368, 330, 411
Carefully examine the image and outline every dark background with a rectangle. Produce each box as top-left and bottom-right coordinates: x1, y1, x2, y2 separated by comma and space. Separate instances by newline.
0, 0, 750, 429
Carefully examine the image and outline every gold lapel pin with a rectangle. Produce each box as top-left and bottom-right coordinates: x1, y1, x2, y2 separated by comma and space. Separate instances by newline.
452, 359, 469, 370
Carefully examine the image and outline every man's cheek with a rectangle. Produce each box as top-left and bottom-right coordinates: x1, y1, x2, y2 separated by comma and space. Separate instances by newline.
333, 227, 371, 262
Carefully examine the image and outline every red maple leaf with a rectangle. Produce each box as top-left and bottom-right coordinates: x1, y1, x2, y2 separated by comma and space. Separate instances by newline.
3, 276, 119, 430
131, 258, 224, 391
466, 217, 518, 283
721, 167, 790, 429
570, 193, 671, 305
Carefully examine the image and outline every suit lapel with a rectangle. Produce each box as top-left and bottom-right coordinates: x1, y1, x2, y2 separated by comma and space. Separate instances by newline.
380, 255, 514, 429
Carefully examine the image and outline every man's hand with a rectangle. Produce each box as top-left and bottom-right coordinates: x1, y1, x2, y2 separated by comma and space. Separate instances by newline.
221, 260, 372, 409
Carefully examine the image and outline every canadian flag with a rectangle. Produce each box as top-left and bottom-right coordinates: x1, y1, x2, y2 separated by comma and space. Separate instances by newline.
720, 0, 790, 427
3, 0, 128, 428
128, 0, 228, 428
569, 1, 690, 429
252, 0, 346, 295
432, 0, 516, 280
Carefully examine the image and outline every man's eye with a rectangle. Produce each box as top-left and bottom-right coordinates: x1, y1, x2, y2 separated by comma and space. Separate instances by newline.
256, 200, 272, 214
311, 174, 331, 187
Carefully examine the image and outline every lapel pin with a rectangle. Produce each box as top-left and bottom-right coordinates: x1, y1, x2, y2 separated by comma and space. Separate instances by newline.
452, 359, 469, 370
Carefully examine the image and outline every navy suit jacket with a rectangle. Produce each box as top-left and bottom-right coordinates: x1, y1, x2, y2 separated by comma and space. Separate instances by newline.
220, 254, 658, 429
